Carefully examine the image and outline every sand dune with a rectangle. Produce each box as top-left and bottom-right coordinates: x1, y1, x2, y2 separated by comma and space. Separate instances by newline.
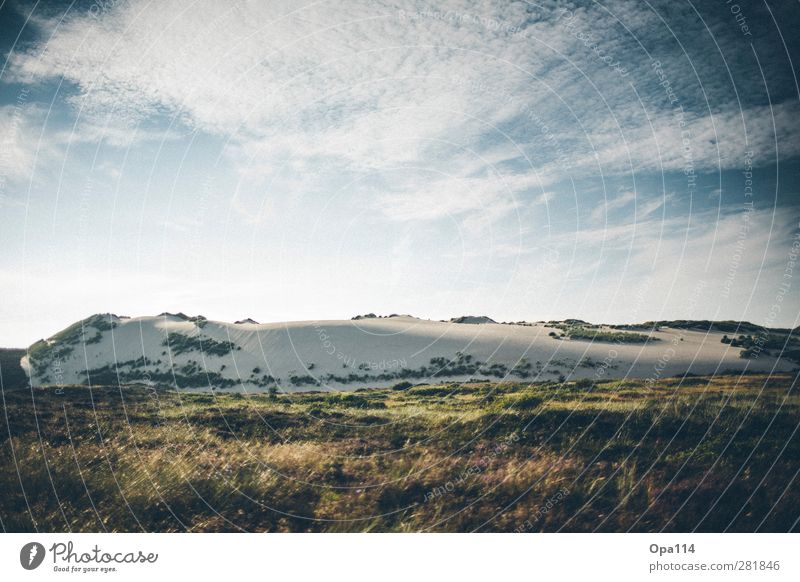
20, 313, 797, 391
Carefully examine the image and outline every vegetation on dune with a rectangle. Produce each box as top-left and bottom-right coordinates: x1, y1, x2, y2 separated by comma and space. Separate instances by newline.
722, 333, 800, 364
29, 316, 797, 392
162, 332, 235, 357
642, 319, 795, 334
568, 328, 653, 343
27, 314, 119, 379
550, 324, 654, 343
28, 318, 591, 389
29, 314, 117, 354
83, 357, 240, 390
1, 373, 798, 532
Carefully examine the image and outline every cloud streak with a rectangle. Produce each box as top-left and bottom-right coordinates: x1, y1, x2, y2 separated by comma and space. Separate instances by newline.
8, 0, 797, 207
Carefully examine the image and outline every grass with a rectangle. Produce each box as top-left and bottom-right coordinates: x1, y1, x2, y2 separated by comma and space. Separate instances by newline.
1, 373, 798, 532
162, 332, 235, 357
555, 325, 654, 343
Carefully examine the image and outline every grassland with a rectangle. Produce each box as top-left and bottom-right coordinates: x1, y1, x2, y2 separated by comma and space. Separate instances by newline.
1, 373, 798, 532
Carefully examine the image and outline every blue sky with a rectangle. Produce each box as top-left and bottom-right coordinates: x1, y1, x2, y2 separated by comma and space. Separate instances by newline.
1, 0, 799, 346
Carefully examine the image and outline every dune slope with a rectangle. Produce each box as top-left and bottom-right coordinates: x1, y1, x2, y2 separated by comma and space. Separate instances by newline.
20, 313, 797, 391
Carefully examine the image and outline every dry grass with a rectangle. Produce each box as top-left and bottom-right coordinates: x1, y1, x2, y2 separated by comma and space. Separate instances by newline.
1, 373, 798, 532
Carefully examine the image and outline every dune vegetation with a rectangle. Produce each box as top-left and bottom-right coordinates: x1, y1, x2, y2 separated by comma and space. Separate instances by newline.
1, 373, 798, 532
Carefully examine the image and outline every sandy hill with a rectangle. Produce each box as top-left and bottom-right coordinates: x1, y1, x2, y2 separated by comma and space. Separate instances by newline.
19, 314, 798, 392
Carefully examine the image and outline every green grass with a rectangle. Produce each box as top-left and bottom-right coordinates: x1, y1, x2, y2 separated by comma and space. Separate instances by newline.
1, 373, 798, 532
162, 332, 235, 357
557, 326, 654, 343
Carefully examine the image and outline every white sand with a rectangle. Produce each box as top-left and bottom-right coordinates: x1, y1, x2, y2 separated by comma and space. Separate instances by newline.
22, 315, 796, 391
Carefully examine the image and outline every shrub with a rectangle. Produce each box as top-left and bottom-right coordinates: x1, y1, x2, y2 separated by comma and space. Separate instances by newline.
289, 374, 318, 386
564, 327, 653, 343
162, 333, 234, 357
502, 394, 543, 410
326, 393, 384, 408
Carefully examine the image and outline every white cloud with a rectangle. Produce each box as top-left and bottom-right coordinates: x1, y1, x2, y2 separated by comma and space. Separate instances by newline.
374, 171, 540, 224
534, 191, 555, 205
0, 97, 180, 203
589, 188, 636, 222
0, 102, 53, 187
509, 206, 800, 325
9, 0, 796, 214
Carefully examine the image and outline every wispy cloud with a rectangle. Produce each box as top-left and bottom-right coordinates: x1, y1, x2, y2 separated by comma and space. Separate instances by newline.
589, 189, 636, 222
8, 0, 797, 216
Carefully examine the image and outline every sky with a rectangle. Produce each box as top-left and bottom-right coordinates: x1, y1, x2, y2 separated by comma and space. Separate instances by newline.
1, 0, 799, 346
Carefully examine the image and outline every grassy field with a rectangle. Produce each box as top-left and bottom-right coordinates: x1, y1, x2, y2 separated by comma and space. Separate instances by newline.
1, 373, 798, 532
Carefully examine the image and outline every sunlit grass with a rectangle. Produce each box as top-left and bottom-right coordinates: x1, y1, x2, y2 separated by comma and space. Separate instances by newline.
1, 373, 798, 532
